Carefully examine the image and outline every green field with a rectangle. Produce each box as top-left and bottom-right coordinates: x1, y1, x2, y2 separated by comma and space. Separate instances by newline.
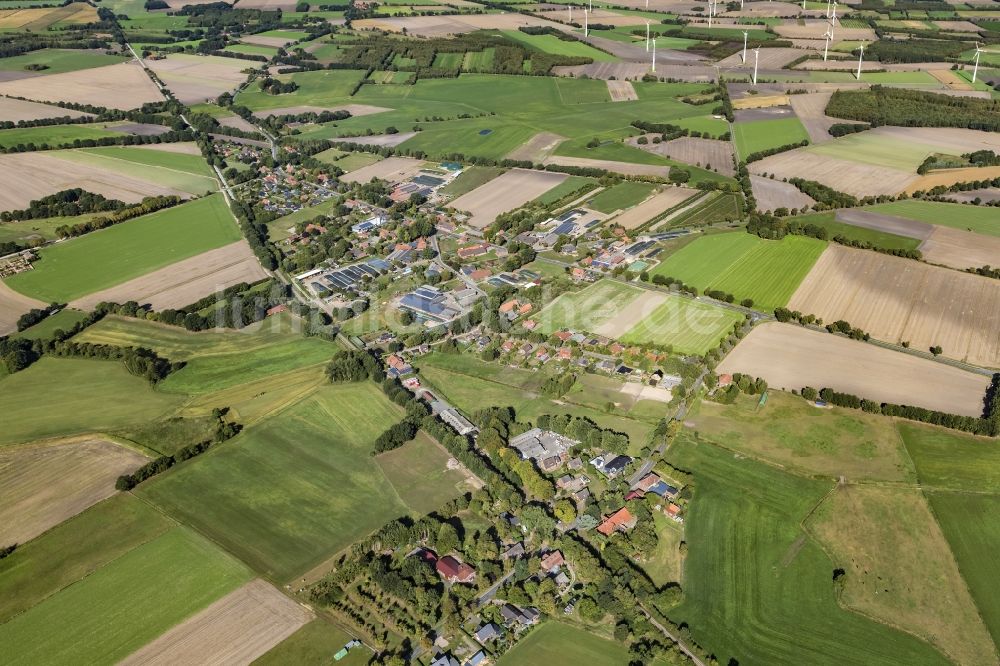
13, 308, 87, 340
225, 43, 279, 57
0, 526, 251, 666
0, 357, 184, 447
733, 117, 810, 162
374, 432, 467, 515
498, 622, 629, 666
0, 213, 106, 244
690, 392, 914, 482
235, 69, 368, 111
255, 619, 369, 666
788, 212, 922, 251
806, 132, 940, 172
536, 279, 646, 334
501, 30, 617, 61
586, 181, 656, 213
898, 422, 1000, 493
52, 145, 216, 195
651, 232, 826, 311
619, 295, 743, 354
666, 434, 952, 666
926, 492, 1000, 647
5, 194, 240, 302
864, 200, 1000, 238
139, 382, 414, 580
0, 48, 126, 74
0, 123, 129, 149
532, 175, 598, 205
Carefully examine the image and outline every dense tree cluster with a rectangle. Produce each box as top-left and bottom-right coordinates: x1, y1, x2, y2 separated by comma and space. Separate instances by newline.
326, 349, 382, 382
786, 177, 859, 209
0, 189, 124, 222
865, 37, 969, 64
743, 139, 809, 164
826, 87, 1000, 132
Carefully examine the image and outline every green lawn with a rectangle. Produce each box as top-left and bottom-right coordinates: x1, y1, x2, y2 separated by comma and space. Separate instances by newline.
374, 432, 467, 515
441, 166, 504, 198
536, 279, 646, 334
619, 295, 743, 355
651, 232, 826, 311
787, 212, 921, 251
5, 194, 240, 302
139, 382, 414, 581
0, 213, 104, 244
0, 527, 251, 666
864, 200, 1000, 238
13, 308, 87, 340
255, 619, 369, 666
898, 422, 1000, 493
0, 48, 126, 74
733, 117, 810, 162
587, 181, 656, 213
925, 492, 1000, 648
0, 123, 129, 149
0, 357, 185, 447
51, 145, 216, 195
532, 175, 598, 205
666, 434, 951, 666
498, 622, 629, 666
501, 30, 617, 62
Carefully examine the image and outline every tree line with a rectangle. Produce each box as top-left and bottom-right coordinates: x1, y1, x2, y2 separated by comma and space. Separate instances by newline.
826, 87, 1000, 132
54, 195, 182, 239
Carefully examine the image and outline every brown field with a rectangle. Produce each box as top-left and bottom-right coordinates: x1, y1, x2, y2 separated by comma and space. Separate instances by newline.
721, 1, 818, 16
340, 156, 423, 184
749, 175, 815, 213
0, 437, 148, 546
131, 141, 202, 155
537, 7, 647, 25
0, 4, 97, 30
788, 244, 1000, 368
555, 61, 714, 81
257, 103, 391, 118
233, 0, 300, 8
808, 486, 996, 666
920, 226, 1000, 271
732, 94, 791, 110
0, 152, 189, 212
630, 136, 735, 176
610, 187, 699, 229
929, 68, 973, 91
71, 241, 268, 311
943, 187, 1000, 204
241, 34, 297, 48
906, 165, 1000, 194
0, 62, 163, 110
119, 579, 312, 666
0, 281, 46, 335
607, 79, 638, 102
544, 154, 674, 177
774, 20, 875, 40
734, 105, 794, 122
719, 47, 802, 70
749, 151, 916, 197
933, 20, 981, 31
163, 0, 232, 7
718, 322, 991, 416
788, 92, 838, 143
506, 131, 565, 162
451, 168, 567, 228
834, 209, 932, 240
217, 114, 258, 133
0, 96, 92, 123
145, 54, 252, 105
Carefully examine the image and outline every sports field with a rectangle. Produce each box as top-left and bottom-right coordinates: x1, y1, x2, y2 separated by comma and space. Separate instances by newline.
498, 622, 629, 666
4, 194, 240, 302
864, 200, 1000, 238
651, 232, 826, 311
732, 117, 810, 162
0, 357, 184, 448
139, 382, 413, 581
0, 526, 251, 666
666, 434, 952, 666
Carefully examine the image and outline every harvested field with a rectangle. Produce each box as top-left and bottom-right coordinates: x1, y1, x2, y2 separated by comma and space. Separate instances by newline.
0, 152, 188, 212
834, 209, 933, 240
933, 20, 981, 31
144, 54, 252, 105
0, 62, 163, 110
718, 322, 991, 416
719, 47, 803, 69
450, 168, 567, 228
906, 166, 1000, 194
544, 154, 672, 177
0, 281, 45, 335
733, 106, 795, 122
630, 136, 735, 176
216, 115, 258, 133
928, 69, 973, 91
732, 95, 791, 111
943, 187, 1000, 205
70, 240, 268, 311
788, 92, 838, 143
233, 0, 299, 8
537, 7, 647, 25
873, 126, 1000, 156
920, 226, 1000, 271
336, 131, 416, 147
0, 4, 97, 30
0, 96, 91, 123
788, 244, 1000, 368
607, 79, 638, 102
131, 141, 202, 155
750, 175, 816, 213
241, 35, 297, 48
749, 151, 916, 197
340, 156, 423, 184
774, 21, 875, 40
256, 103, 391, 118
553, 62, 715, 82
119, 579, 311, 666
610, 188, 699, 229
113, 123, 171, 136
506, 131, 565, 162
0, 437, 147, 546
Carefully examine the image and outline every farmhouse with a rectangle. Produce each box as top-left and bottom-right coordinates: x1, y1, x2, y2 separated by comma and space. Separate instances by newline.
509, 428, 580, 472
540, 550, 565, 573
440, 407, 478, 436
436, 555, 476, 584
597, 507, 638, 536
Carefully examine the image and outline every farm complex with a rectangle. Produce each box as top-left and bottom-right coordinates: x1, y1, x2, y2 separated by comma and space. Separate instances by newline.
1, 0, 999, 664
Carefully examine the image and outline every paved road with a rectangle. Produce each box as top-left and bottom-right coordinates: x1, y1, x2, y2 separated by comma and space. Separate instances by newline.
477, 569, 516, 607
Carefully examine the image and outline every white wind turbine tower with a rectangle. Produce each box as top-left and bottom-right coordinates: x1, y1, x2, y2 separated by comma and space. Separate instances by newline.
588, 0, 592, 11
646, 21, 651, 51
742, 30, 748, 63
568, 4, 572, 22
825, 0, 832, 18
856, 41, 865, 80
584, 7, 588, 36
830, 1, 838, 26
822, 29, 833, 61
652, 37, 657, 72
752, 45, 760, 85
972, 42, 982, 83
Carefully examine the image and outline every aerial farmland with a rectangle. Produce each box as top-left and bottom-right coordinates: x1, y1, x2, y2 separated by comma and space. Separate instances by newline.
0, 0, 999, 663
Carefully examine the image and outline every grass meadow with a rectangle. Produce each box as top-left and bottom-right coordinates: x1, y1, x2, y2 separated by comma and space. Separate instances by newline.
498, 622, 629, 666
532, 175, 598, 205
500, 30, 616, 61
235, 69, 368, 111
255, 619, 370, 666
0, 357, 184, 447
0, 123, 128, 149
788, 212, 922, 251
374, 432, 468, 515
13, 308, 87, 339
139, 382, 414, 581
651, 232, 826, 311
587, 181, 656, 213
5, 194, 240, 302
732, 117, 810, 161
619, 296, 743, 354
536, 279, 645, 334
898, 422, 1000, 493
864, 200, 1000, 237
665, 434, 951, 666
0, 48, 126, 74
53, 145, 217, 194
0, 526, 251, 666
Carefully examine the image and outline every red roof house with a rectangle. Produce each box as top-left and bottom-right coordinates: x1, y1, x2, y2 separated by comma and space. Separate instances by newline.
436, 555, 476, 583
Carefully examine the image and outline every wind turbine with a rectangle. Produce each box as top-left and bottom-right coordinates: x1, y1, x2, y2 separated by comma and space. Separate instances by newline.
742, 30, 748, 63
972, 42, 982, 83
825, 0, 831, 18
588, 0, 592, 11
568, 4, 571, 22
752, 46, 760, 85
646, 21, 650, 51
822, 29, 832, 61
830, 1, 838, 26
652, 38, 657, 73
856, 42, 865, 80
584, 7, 588, 36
